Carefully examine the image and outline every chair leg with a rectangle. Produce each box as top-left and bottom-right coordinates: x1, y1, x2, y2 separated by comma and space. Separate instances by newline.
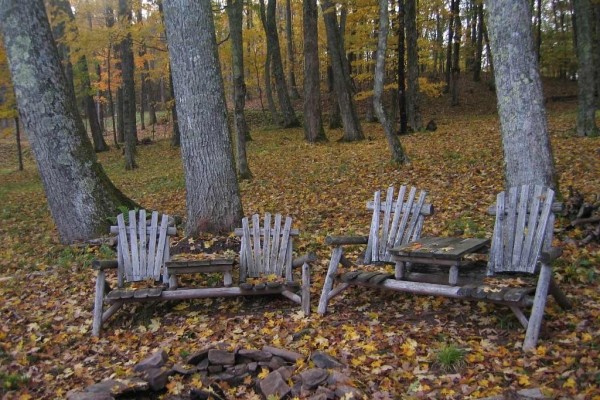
92, 271, 106, 337
523, 263, 552, 351
301, 262, 310, 315
549, 277, 572, 310
318, 247, 343, 315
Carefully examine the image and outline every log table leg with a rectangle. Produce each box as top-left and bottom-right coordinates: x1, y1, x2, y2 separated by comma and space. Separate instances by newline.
395, 261, 405, 280
449, 265, 459, 286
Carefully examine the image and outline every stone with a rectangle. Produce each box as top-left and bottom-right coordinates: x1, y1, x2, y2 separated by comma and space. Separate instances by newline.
208, 349, 236, 365
172, 363, 197, 375
143, 367, 174, 391
226, 363, 249, 377
85, 380, 127, 395
134, 349, 168, 372
300, 368, 329, 390
314, 386, 335, 399
208, 365, 223, 374
517, 388, 549, 399
238, 348, 273, 361
248, 362, 258, 372
197, 358, 209, 371
327, 371, 352, 386
275, 365, 296, 381
308, 394, 328, 400
263, 345, 304, 362
290, 380, 302, 397
67, 392, 114, 400
311, 352, 343, 369
335, 385, 364, 399
259, 371, 291, 400
186, 347, 213, 365
266, 355, 286, 370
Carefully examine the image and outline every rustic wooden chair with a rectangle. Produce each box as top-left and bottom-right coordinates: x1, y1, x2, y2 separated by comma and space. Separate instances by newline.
166, 213, 313, 315
92, 210, 176, 336
318, 185, 433, 314
481, 184, 571, 349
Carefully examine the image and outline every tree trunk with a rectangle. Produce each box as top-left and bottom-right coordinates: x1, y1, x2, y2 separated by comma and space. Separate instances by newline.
163, 0, 243, 235
48, 0, 108, 152
0, 0, 136, 244
374, 0, 408, 163
303, 0, 327, 142
136, 7, 146, 132
397, 0, 407, 134
285, 0, 300, 99
15, 117, 23, 171
327, 64, 342, 129
261, 0, 299, 128
168, 68, 181, 146
573, 0, 598, 136
445, 0, 455, 87
226, 0, 253, 178
473, 3, 484, 82
451, 0, 461, 106
486, 0, 556, 188
322, 0, 364, 141
118, 0, 137, 169
258, 1, 280, 125
405, 0, 422, 131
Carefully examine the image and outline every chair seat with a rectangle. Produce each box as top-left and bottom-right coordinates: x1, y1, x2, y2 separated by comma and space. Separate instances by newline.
338, 270, 394, 284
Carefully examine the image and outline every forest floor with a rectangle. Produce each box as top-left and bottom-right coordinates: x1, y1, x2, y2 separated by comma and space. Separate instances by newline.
0, 78, 599, 399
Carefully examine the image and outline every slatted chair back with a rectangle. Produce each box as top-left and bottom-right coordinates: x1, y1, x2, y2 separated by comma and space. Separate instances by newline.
364, 186, 433, 264
111, 210, 174, 285
488, 185, 556, 275
237, 213, 300, 282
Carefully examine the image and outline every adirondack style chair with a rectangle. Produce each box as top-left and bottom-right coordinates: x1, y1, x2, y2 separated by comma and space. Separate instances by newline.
92, 210, 176, 336
483, 184, 571, 349
165, 213, 313, 315
318, 185, 433, 314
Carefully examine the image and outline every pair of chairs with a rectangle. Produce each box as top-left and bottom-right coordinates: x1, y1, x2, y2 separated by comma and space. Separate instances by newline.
92, 185, 571, 350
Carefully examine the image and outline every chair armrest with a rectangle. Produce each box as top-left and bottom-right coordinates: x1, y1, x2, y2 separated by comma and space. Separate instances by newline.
92, 259, 118, 270
540, 247, 563, 264
292, 252, 317, 268
325, 236, 369, 246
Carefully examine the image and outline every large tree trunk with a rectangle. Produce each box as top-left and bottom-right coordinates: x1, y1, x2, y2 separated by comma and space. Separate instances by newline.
226, 0, 253, 178
303, 0, 327, 142
445, 0, 455, 87
258, 1, 280, 125
322, 0, 364, 141
260, 0, 299, 128
486, 0, 556, 188
397, 0, 408, 134
15, 117, 23, 171
0, 0, 136, 244
163, 0, 243, 235
118, 0, 137, 170
473, 3, 484, 82
48, 0, 108, 152
374, 0, 408, 163
405, 0, 422, 131
285, 0, 300, 99
327, 64, 342, 129
573, 0, 598, 137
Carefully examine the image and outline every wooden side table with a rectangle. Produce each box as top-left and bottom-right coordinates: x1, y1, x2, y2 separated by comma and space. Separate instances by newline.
389, 237, 490, 285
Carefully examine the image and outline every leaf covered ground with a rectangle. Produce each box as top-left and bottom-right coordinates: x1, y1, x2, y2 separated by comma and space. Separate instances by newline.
0, 80, 599, 399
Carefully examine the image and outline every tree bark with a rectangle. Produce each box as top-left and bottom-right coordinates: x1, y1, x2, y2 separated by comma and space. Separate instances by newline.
397, 0, 407, 134
327, 64, 342, 129
450, 0, 461, 106
118, 0, 137, 169
322, 0, 364, 141
258, 1, 280, 125
374, 0, 408, 163
47, 0, 108, 152
163, 0, 243, 235
405, 0, 422, 131
573, 0, 598, 136
260, 0, 299, 128
303, 0, 327, 142
486, 0, 556, 188
285, 0, 300, 99
0, 0, 136, 244
473, 3, 484, 82
226, 0, 253, 178
445, 0, 455, 87
15, 117, 23, 171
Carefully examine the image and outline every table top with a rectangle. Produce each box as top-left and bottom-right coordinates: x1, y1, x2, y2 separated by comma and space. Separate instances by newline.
390, 236, 490, 261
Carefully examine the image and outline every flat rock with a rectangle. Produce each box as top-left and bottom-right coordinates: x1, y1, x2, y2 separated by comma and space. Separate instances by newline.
134, 349, 168, 372
335, 385, 364, 399
208, 349, 236, 365
67, 392, 114, 400
263, 345, 304, 362
314, 386, 335, 399
85, 380, 127, 395
197, 358, 210, 371
517, 388, 549, 399
300, 368, 329, 390
259, 371, 291, 400
186, 347, 213, 365
237, 348, 273, 361
172, 363, 197, 375
248, 362, 258, 372
327, 371, 352, 386
143, 367, 174, 391
311, 352, 343, 369
275, 365, 296, 381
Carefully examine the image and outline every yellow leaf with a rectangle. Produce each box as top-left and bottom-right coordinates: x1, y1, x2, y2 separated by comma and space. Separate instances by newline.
563, 377, 577, 389
258, 368, 270, 379
518, 375, 530, 386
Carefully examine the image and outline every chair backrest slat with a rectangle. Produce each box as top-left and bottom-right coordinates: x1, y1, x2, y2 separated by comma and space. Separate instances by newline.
365, 186, 431, 264
236, 214, 297, 281
114, 210, 173, 284
488, 185, 556, 275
